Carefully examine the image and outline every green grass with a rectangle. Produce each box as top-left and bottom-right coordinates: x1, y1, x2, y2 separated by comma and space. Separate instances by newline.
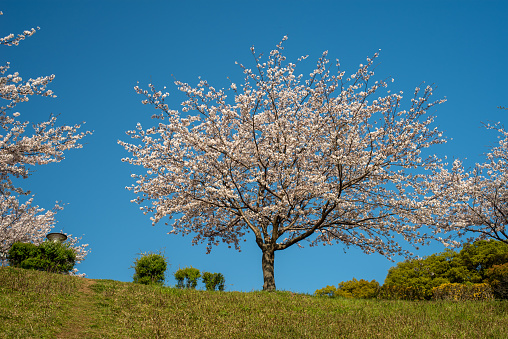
1, 267, 507, 338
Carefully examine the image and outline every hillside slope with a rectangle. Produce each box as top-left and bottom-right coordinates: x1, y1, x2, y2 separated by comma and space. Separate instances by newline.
1, 267, 507, 338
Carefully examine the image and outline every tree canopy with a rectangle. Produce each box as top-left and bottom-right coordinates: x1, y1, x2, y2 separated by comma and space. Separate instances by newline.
121, 38, 449, 290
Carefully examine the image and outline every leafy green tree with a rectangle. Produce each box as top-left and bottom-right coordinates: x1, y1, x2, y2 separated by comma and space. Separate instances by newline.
383, 250, 459, 299
8, 241, 76, 274
174, 267, 201, 289
484, 260, 508, 299
202, 272, 225, 291
457, 240, 508, 281
132, 252, 167, 285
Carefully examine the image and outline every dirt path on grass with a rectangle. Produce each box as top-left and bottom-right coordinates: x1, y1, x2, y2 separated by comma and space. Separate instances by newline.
55, 278, 96, 339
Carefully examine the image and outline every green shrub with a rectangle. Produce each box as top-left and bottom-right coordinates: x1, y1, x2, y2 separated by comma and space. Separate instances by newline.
314, 285, 337, 297
132, 252, 167, 285
335, 278, 380, 299
314, 279, 380, 299
8, 241, 76, 274
174, 267, 201, 289
202, 272, 225, 291
431, 283, 494, 301
7, 242, 39, 267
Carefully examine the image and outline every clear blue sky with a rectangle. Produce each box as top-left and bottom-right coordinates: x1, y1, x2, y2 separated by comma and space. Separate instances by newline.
2, 0, 507, 293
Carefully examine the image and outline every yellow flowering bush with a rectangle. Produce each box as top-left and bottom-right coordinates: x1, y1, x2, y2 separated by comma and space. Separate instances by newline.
431, 283, 494, 301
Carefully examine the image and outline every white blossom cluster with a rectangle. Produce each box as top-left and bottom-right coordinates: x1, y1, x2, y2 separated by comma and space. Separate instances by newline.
429, 123, 508, 245
121, 37, 449, 268
0, 12, 38, 47
0, 13, 91, 271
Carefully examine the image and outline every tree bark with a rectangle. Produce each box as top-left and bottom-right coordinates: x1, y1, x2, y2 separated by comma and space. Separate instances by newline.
262, 247, 276, 291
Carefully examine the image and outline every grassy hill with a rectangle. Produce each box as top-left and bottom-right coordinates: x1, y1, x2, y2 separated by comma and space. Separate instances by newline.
1, 267, 507, 338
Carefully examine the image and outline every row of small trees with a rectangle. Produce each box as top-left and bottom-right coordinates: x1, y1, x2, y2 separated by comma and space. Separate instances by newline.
174, 267, 225, 291
5, 243, 227, 292
132, 252, 225, 291
315, 240, 508, 300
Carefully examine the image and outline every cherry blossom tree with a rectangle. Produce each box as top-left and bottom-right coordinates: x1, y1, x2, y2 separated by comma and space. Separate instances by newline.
0, 13, 90, 196
0, 12, 91, 269
120, 37, 448, 291
429, 122, 508, 245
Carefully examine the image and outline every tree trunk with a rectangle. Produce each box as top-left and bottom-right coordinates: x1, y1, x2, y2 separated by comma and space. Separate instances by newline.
262, 247, 276, 291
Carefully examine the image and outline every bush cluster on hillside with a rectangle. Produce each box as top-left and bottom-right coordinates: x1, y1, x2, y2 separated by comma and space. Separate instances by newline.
174, 267, 225, 291
315, 240, 508, 300
131, 253, 226, 291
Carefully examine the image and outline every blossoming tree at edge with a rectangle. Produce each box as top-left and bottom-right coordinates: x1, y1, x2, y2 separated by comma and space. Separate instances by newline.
0, 13, 90, 270
430, 119, 508, 245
